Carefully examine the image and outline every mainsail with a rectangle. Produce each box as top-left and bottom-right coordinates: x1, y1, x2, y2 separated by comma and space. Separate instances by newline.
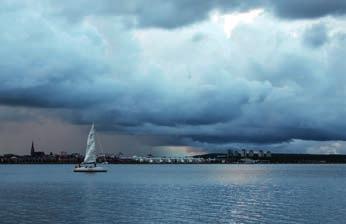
83, 124, 97, 163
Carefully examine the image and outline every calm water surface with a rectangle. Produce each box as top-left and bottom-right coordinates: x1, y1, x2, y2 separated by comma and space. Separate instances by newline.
1, 164, 346, 224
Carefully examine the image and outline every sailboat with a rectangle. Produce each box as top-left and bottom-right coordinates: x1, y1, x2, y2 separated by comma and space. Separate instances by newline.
74, 124, 107, 172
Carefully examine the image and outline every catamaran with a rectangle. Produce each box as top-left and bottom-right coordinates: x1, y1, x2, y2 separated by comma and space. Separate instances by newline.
74, 124, 107, 172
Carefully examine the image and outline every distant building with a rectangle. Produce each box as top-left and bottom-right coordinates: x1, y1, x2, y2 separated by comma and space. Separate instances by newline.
30, 141, 45, 157
227, 150, 234, 158
234, 150, 239, 157
60, 151, 68, 156
30, 142, 34, 156
248, 150, 254, 158
258, 150, 264, 158
241, 149, 246, 157
265, 151, 272, 157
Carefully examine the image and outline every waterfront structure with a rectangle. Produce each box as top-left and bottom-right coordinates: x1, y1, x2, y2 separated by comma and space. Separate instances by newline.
2, 151, 346, 164
3, 143, 346, 164
30, 142, 34, 156
30, 141, 45, 157
132, 155, 204, 164
266, 151, 272, 157
227, 150, 233, 158
241, 149, 246, 157
248, 150, 254, 158
240, 158, 257, 164
258, 150, 264, 158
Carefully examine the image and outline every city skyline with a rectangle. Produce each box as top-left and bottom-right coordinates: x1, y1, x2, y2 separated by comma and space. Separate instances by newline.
1, 1, 346, 155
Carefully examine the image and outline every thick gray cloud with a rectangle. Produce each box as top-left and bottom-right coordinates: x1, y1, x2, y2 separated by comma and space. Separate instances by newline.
47, 0, 260, 28
0, 1, 346, 154
43, 0, 346, 29
269, 0, 346, 19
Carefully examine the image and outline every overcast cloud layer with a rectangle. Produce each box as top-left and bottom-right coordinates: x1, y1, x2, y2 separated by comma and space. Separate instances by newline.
1, 0, 346, 154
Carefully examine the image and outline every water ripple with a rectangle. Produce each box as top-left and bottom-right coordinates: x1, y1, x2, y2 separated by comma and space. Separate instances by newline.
1, 164, 346, 223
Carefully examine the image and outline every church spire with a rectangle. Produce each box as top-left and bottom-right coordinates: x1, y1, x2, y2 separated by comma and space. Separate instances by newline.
31, 141, 35, 156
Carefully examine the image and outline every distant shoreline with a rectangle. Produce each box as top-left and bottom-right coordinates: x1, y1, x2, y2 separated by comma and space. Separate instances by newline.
2, 153, 346, 164
2, 163, 346, 165
2, 161, 346, 165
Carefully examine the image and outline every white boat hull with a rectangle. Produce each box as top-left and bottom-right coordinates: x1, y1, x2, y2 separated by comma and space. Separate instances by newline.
73, 166, 107, 172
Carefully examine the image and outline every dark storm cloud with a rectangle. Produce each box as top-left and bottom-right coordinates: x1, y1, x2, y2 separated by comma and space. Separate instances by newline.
48, 0, 261, 28
46, 0, 346, 29
187, 127, 344, 144
0, 1, 331, 46
0, 82, 118, 109
1, 0, 346, 152
269, 0, 346, 20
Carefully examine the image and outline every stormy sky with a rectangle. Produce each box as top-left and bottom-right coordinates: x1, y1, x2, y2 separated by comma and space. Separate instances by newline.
1, 0, 346, 155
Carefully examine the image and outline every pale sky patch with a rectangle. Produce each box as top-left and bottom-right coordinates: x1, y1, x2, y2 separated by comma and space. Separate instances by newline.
211, 9, 264, 38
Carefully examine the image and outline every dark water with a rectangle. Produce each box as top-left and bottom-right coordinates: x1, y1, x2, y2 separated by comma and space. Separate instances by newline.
1, 164, 346, 224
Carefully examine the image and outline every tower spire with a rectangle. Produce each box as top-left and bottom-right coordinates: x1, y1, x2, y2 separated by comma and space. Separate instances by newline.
31, 141, 35, 156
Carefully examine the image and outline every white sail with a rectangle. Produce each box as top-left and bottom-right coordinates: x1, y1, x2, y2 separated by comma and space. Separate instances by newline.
83, 124, 97, 163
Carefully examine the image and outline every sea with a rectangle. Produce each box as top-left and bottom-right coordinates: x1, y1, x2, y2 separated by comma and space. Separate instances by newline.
0, 164, 346, 224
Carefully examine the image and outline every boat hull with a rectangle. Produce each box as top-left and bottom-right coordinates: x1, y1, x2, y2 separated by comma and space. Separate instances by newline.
73, 166, 107, 172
